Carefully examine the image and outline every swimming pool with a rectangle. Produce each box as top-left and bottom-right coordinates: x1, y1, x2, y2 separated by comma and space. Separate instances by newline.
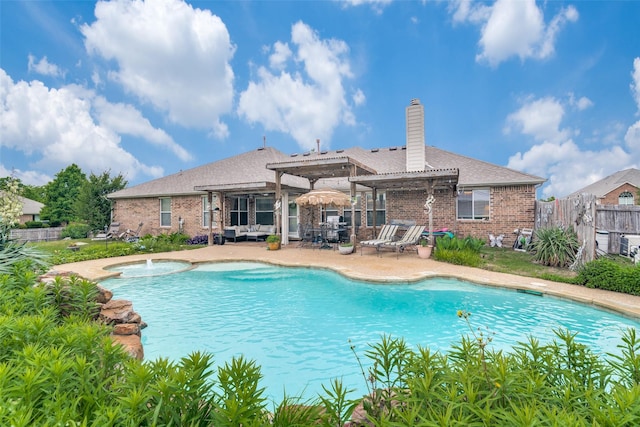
102, 261, 640, 400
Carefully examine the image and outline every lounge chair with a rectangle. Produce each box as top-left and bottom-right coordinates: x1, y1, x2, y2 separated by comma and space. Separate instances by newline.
359, 224, 399, 255
91, 222, 120, 240
377, 225, 426, 258
122, 222, 143, 242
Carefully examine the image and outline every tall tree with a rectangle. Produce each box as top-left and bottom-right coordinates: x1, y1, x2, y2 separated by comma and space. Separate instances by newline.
75, 170, 127, 230
40, 164, 87, 225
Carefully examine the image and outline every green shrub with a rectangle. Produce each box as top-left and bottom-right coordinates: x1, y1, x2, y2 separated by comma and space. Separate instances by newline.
61, 223, 92, 239
576, 258, 640, 295
433, 235, 484, 267
530, 226, 579, 267
433, 248, 482, 267
24, 221, 45, 228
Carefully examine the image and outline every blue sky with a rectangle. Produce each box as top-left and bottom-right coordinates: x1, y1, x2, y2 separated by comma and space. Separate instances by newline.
1, 0, 639, 198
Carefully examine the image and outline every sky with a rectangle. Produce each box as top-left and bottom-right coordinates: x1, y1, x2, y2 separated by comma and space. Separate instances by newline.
1, 0, 639, 199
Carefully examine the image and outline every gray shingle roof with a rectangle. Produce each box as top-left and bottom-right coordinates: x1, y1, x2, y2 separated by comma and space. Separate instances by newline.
109, 144, 545, 199
0, 193, 43, 214
109, 147, 310, 199
567, 168, 640, 198
21, 196, 44, 214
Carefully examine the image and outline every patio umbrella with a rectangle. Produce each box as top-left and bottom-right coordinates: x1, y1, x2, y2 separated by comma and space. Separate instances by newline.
295, 188, 351, 208
295, 188, 352, 225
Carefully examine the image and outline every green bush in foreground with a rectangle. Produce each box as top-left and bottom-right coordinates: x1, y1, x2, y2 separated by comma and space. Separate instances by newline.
433, 235, 484, 267
2, 265, 640, 425
576, 257, 640, 295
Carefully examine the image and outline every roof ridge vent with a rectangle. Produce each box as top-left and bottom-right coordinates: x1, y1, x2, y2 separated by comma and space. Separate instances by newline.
371, 148, 379, 153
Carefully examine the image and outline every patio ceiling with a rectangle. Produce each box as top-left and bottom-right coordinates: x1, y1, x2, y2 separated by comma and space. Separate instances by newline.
349, 168, 460, 190
266, 156, 376, 183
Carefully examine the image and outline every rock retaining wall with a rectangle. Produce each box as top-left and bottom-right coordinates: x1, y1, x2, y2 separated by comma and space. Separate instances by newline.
39, 271, 145, 360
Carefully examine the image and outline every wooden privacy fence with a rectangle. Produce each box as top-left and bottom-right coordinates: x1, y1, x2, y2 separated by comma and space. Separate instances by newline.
534, 194, 597, 264
10, 227, 64, 243
594, 204, 640, 255
535, 194, 640, 263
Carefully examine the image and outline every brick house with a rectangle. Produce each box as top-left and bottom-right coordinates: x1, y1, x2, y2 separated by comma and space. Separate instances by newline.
567, 168, 640, 205
108, 99, 545, 246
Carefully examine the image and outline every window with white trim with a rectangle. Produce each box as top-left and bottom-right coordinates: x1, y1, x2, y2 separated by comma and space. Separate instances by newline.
160, 198, 171, 227
366, 192, 386, 226
457, 189, 490, 220
619, 191, 634, 205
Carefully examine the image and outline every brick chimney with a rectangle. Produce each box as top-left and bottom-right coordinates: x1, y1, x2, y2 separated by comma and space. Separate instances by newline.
406, 98, 425, 172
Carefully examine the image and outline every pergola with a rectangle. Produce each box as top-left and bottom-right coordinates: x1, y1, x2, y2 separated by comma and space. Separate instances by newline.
267, 155, 459, 244
266, 155, 376, 243
349, 169, 459, 243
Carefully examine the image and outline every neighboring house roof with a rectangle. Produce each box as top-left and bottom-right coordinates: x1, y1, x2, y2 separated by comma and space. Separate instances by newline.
0, 192, 43, 214
567, 168, 640, 198
21, 196, 44, 215
109, 144, 545, 199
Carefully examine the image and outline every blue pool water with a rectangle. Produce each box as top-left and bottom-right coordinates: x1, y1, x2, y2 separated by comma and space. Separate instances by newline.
102, 261, 640, 401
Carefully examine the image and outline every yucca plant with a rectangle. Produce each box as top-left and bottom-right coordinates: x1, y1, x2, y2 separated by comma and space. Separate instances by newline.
530, 226, 579, 267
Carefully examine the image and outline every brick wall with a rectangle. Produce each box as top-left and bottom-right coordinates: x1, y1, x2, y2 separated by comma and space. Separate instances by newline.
113, 184, 538, 246
600, 184, 639, 205
112, 195, 214, 238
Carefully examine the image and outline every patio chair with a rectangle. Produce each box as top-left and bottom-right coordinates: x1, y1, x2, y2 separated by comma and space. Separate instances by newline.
91, 222, 120, 240
377, 225, 425, 258
122, 222, 143, 243
359, 224, 399, 255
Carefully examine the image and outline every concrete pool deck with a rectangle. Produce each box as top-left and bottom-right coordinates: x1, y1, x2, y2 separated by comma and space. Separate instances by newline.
54, 242, 640, 320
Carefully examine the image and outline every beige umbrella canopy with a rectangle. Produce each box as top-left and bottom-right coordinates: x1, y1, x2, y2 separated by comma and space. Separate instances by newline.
295, 188, 351, 207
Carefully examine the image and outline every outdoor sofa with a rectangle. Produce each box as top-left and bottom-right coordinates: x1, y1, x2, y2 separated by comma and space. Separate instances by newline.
223, 224, 276, 242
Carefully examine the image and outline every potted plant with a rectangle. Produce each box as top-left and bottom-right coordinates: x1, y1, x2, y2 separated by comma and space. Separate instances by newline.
417, 237, 432, 259
338, 241, 354, 255
266, 234, 281, 250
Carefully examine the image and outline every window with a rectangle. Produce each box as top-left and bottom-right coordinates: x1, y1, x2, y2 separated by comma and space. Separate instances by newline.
230, 197, 248, 226
343, 195, 362, 227
255, 196, 274, 225
366, 192, 386, 226
160, 198, 171, 227
619, 191, 634, 205
457, 189, 490, 220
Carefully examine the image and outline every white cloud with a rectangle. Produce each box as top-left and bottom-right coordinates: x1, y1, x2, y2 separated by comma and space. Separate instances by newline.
449, 0, 491, 24
269, 42, 292, 70
505, 93, 640, 198
632, 57, 640, 111
81, 0, 235, 138
504, 96, 570, 143
238, 21, 362, 151
568, 92, 593, 111
27, 54, 65, 78
338, 0, 393, 14
451, 0, 578, 67
353, 89, 366, 106
0, 68, 166, 183
0, 164, 51, 186
92, 97, 192, 162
